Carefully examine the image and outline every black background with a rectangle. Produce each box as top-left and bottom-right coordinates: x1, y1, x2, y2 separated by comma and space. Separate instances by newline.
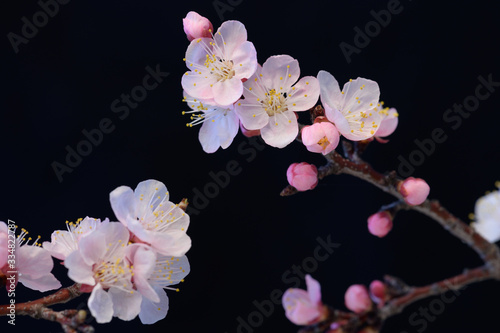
1, 0, 500, 332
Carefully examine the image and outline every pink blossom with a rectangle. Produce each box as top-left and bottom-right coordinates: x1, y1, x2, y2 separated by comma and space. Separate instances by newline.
43, 217, 106, 260
302, 122, 340, 155
110, 179, 191, 257
287, 163, 318, 191
367, 211, 393, 238
64, 222, 141, 323
318, 70, 381, 141
126, 244, 190, 324
235, 55, 320, 148
369, 280, 387, 305
399, 177, 430, 206
181, 20, 257, 106
182, 11, 213, 41
0, 222, 61, 292
374, 107, 399, 138
344, 284, 372, 313
282, 275, 326, 325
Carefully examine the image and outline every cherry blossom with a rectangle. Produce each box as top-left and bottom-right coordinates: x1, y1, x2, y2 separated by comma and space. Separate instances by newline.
235, 55, 320, 148
471, 189, 500, 243
43, 217, 106, 260
301, 121, 340, 155
181, 20, 257, 106
182, 91, 239, 153
283, 275, 326, 325
126, 244, 190, 324
182, 11, 213, 42
399, 177, 430, 206
367, 211, 393, 238
287, 162, 318, 191
344, 284, 372, 313
64, 221, 141, 323
109, 179, 191, 257
0, 223, 61, 292
374, 106, 399, 140
318, 70, 381, 141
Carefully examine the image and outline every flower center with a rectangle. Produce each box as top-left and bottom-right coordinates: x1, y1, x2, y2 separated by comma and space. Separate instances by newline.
93, 257, 134, 292
317, 136, 330, 149
262, 89, 288, 116
205, 54, 235, 82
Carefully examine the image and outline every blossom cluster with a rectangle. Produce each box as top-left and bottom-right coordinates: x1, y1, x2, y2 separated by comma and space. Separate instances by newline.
181, 12, 398, 154
1, 179, 191, 325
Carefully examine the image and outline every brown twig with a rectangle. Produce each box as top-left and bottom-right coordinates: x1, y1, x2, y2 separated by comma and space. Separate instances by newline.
0, 283, 92, 332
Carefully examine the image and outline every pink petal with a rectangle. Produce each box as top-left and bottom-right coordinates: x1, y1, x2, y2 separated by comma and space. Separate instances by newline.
79, 228, 106, 265
65, 251, 95, 286
151, 231, 192, 257
17, 245, 54, 278
19, 273, 61, 292
318, 70, 342, 110
109, 185, 135, 227
234, 103, 269, 131
375, 108, 398, 137
213, 20, 247, 58
88, 284, 113, 323
262, 55, 300, 90
231, 41, 258, 80
306, 275, 322, 306
181, 68, 217, 102
341, 78, 380, 114
109, 287, 142, 321
139, 286, 169, 325
287, 76, 320, 112
212, 78, 243, 106
324, 105, 350, 136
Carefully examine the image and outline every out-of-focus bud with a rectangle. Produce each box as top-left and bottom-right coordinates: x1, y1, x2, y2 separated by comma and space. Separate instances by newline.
344, 284, 372, 313
399, 177, 430, 206
183, 11, 213, 41
369, 280, 387, 305
367, 211, 393, 238
301, 122, 340, 155
287, 162, 318, 191
239, 121, 261, 138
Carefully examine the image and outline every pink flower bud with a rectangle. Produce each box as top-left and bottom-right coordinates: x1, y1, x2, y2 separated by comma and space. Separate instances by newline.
344, 284, 372, 313
182, 11, 213, 41
287, 163, 318, 192
399, 177, 430, 206
301, 122, 340, 155
369, 280, 387, 304
283, 275, 326, 325
240, 121, 261, 138
367, 211, 393, 238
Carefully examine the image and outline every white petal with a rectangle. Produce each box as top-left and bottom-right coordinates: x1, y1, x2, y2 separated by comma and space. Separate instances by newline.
340, 77, 380, 115
287, 76, 320, 112
260, 111, 298, 148
109, 287, 142, 321
318, 70, 342, 110
262, 55, 300, 91
198, 109, 239, 153
109, 185, 135, 226
212, 78, 243, 106
64, 251, 95, 286
232, 41, 257, 80
17, 245, 54, 278
88, 284, 114, 323
19, 273, 61, 292
214, 20, 247, 58
139, 286, 169, 325
134, 179, 169, 217
79, 228, 106, 266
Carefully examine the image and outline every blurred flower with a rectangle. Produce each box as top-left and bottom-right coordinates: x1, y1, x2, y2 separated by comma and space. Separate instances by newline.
344, 284, 371, 313
367, 211, 393, 238
283, 275, 326, 325
471, 188, 500, 243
